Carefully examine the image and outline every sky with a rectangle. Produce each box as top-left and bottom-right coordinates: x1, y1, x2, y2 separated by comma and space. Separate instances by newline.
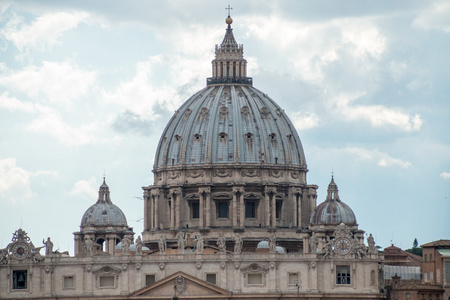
0, 0, 449, 254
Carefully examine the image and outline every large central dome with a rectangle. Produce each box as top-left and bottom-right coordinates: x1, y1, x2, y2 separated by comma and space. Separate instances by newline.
143, 15, 318, 253
153, 85, 307, 169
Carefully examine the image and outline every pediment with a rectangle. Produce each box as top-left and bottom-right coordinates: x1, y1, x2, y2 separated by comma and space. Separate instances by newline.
130, 271, 231, 298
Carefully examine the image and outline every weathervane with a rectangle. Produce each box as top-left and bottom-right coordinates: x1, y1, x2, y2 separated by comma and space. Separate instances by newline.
226, 5, 232, 17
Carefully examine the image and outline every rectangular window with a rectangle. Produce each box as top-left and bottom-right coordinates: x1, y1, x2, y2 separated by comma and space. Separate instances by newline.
288, 273, 299, 285
424, 272, 428, 282
191, 202, 199, 219
430, 271, 433, 281
12, 270, 27, 290
446, 261, 450, 281
248, 273, 263, 285
276, 201, 282, 219
430, 254, 432, 261
63, 276, 75, 289
336, 266, 351, 285
425, 254, 427, 261
245, 201, 256, 218
99, 276, 115, 287
206, 273, 217, 285
145, 274, 155, 286
218, 202, 228, 218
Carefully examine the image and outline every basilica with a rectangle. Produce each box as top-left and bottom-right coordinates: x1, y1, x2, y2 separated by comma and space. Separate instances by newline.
0, 14, 385, 300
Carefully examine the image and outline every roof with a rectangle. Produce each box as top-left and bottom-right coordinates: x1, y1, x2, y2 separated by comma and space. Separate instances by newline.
310, 177, 357, 225
421, 239, 450, 248
437, 249, 450, 257
153, 85, 307, 169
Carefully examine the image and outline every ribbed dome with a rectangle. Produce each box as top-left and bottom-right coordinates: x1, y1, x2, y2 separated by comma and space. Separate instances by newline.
310, 177, 357, 225
80, 178, 128, 227
153, 85, 306, 170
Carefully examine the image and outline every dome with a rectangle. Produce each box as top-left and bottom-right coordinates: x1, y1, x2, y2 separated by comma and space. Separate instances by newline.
310, 177, 357, 226
153, 86, 306, 170
257, 240, 269, 249
80, 178, 128, 227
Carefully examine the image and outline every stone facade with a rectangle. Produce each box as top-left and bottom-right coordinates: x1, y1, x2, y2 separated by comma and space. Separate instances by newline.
0, 13, 386, 300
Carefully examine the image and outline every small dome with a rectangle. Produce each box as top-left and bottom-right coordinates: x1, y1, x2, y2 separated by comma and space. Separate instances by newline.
257, 240, 269, 249
310, 177, 357, 226
80, 178, 128, 227
116, 242, 149, 251
276, 246, 285, 254
81, 202, 128, 227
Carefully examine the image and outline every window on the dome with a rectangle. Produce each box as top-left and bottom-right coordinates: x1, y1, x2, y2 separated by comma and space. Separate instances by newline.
217, 202, 228, 218
336, 266, 351, 285
191, 201, 199, 219
245, 201, 256, 218
276, 201, 282, 219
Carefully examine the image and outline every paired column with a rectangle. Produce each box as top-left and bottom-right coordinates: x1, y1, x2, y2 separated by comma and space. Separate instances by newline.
169, 188, 182, 229
291, 187, 302, 228
232, 186, 245, 227
150, 189, 160, 230
198, 187, 211, 228
264, 186, 277, 227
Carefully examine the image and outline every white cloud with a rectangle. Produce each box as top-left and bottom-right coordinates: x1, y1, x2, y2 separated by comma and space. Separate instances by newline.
1, 11, 89, 51
244, 15, 386, 82
290, 111, 320, 130
440, 172, 450, 179
0, 91, 51, 113
101, 56, 183, 115
412, 1, 450, 32
0, 61, 97, 106
69, 177, 98, 201
27, 110, 99, 147
345, 147, 412, 168
0, 158, 33, 203
329, 92, 423, 131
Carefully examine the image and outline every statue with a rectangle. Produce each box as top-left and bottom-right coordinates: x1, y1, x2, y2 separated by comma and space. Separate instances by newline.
30, 246, 45, 263
43, 237, 53, 256
322, 236, 333, 258
194, 234, 204, 254
367, 234, 376, 253
135, 236, 143, 255
268, 233, 276, 253
234, 233, 243, 254
84, 237, 94, 256
176, 232, 185, 254
158, 235, 167, 254
217, 233, 226, 253
0, 248, 9, 264
352, 238, 367, 259
309, 233, 319, 253
122, 236, 131, 255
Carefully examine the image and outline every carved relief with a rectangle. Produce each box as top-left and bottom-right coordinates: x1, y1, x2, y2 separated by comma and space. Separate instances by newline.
242, 169, 260, 177
260, 107, 269, 118
169, 171, 179, 179
269, 170, 284, 178
187, 170, 204, 178
291, 171, 299, 179
214, 169, 232, 177
174, 276, 187, 295
241, 263, 269, 273
199, 107, 209, 121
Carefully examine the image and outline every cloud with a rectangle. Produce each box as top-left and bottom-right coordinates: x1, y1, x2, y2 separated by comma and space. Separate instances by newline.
412, 1, 450, 32
440, 172, 450, 179
0, 158, 33, 203
112, 110, 161, 136
345, 147, 412, 168
69, 177, 98, 201
290, 111, 320, 130
0, 61, 97, 106
101, 56, 182, 115
27, 110, 99, 147
0, 92, 52, 113
1, 11, 89, 51
244, 15, 386, 83
329, 92, 423, 131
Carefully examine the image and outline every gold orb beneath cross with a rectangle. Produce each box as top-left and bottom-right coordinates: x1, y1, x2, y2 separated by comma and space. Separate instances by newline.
226, 17, 233, 25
